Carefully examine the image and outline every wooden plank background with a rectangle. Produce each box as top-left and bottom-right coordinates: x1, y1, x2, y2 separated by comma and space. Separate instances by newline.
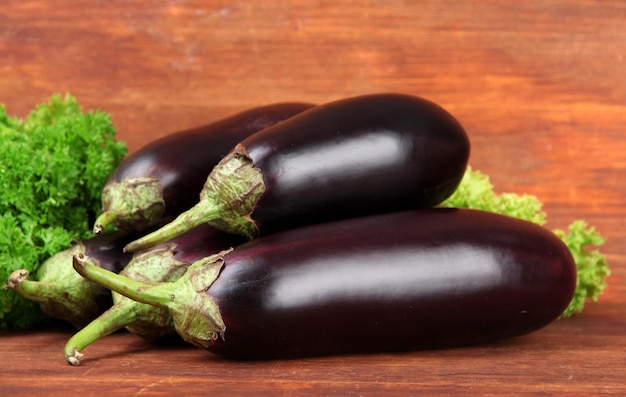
1, 0, 625, 395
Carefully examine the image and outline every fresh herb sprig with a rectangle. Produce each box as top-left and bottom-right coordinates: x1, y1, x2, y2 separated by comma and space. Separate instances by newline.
0, 94, 127, 329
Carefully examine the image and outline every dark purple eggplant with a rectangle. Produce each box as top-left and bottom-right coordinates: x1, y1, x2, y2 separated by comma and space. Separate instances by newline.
4, 232, 136, 328
124, 93, 471, 252
93, 102, 314, 233
74, 208, 576, 361
64, 224, 246, 365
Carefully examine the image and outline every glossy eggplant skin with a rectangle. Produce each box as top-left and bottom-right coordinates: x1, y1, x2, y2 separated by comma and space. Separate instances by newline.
160, 223, 247, 265
81, 232, 138, 315
107, 102, 314, 228
243, 93, 470, 233
85, 233, 135, 272
206, 208, 576, 360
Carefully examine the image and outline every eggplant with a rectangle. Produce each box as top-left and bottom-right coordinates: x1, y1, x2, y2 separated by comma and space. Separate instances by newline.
64, 224, 246, 365
124, 93, 471, 252
74, 208, 576, 360
93, 102, 315, 233
5, 232, 136, 328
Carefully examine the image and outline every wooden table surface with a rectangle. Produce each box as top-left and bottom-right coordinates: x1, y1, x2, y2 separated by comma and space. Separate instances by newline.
2, 1, 625, 395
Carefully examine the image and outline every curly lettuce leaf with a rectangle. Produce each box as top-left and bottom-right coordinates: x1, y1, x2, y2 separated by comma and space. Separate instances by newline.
554, 221, 609, 317
443, 166, 609, 317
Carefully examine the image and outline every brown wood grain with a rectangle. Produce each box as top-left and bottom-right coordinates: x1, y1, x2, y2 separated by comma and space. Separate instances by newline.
1, 0, 625, 395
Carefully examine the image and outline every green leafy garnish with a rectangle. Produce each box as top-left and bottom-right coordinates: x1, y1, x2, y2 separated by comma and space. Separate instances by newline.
554, 221, 609, 317
0, 94, 127, 329
443, 166, 609, 317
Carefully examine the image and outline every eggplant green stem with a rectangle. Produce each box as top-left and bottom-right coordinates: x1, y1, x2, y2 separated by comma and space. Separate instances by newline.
72, 251, 228, 349
94, 177, 166, 233
4, 244, 101, 329
64, 300, 136, 366
6, 272, 96, 329
66, 245, 192, 366
93, 211, 118, 234
73, 253, 176, 307
4, 272, 66, 309
123, 147, 265, 253
5, 269, 36, 295
124, 202, 221, 252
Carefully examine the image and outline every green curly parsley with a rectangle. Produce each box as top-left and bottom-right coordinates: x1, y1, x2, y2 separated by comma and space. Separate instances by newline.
0, 94, 127, 329
443, 166, 609, 317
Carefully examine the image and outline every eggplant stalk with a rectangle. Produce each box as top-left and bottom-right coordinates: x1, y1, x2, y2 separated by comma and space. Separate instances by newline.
94, 177, 166, 234
65, 245, 191, 365
124, 151, 264, 252
5, 247, 100, 328
72, 252, 226, 349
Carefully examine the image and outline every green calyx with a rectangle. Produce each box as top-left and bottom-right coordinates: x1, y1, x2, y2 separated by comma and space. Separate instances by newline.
94, 176, 166, 233
4, 243, 101, 329
167, 253, 227, 349
64, 244, 190, 366
124, 146, 264, 252
199, 145, 265, 239
72, 250, 229, 350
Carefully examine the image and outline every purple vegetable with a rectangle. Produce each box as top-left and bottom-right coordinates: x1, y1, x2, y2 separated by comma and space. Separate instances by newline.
93, 102, 314, 233
124, 93, 470, 252
74, 208, 575, 360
